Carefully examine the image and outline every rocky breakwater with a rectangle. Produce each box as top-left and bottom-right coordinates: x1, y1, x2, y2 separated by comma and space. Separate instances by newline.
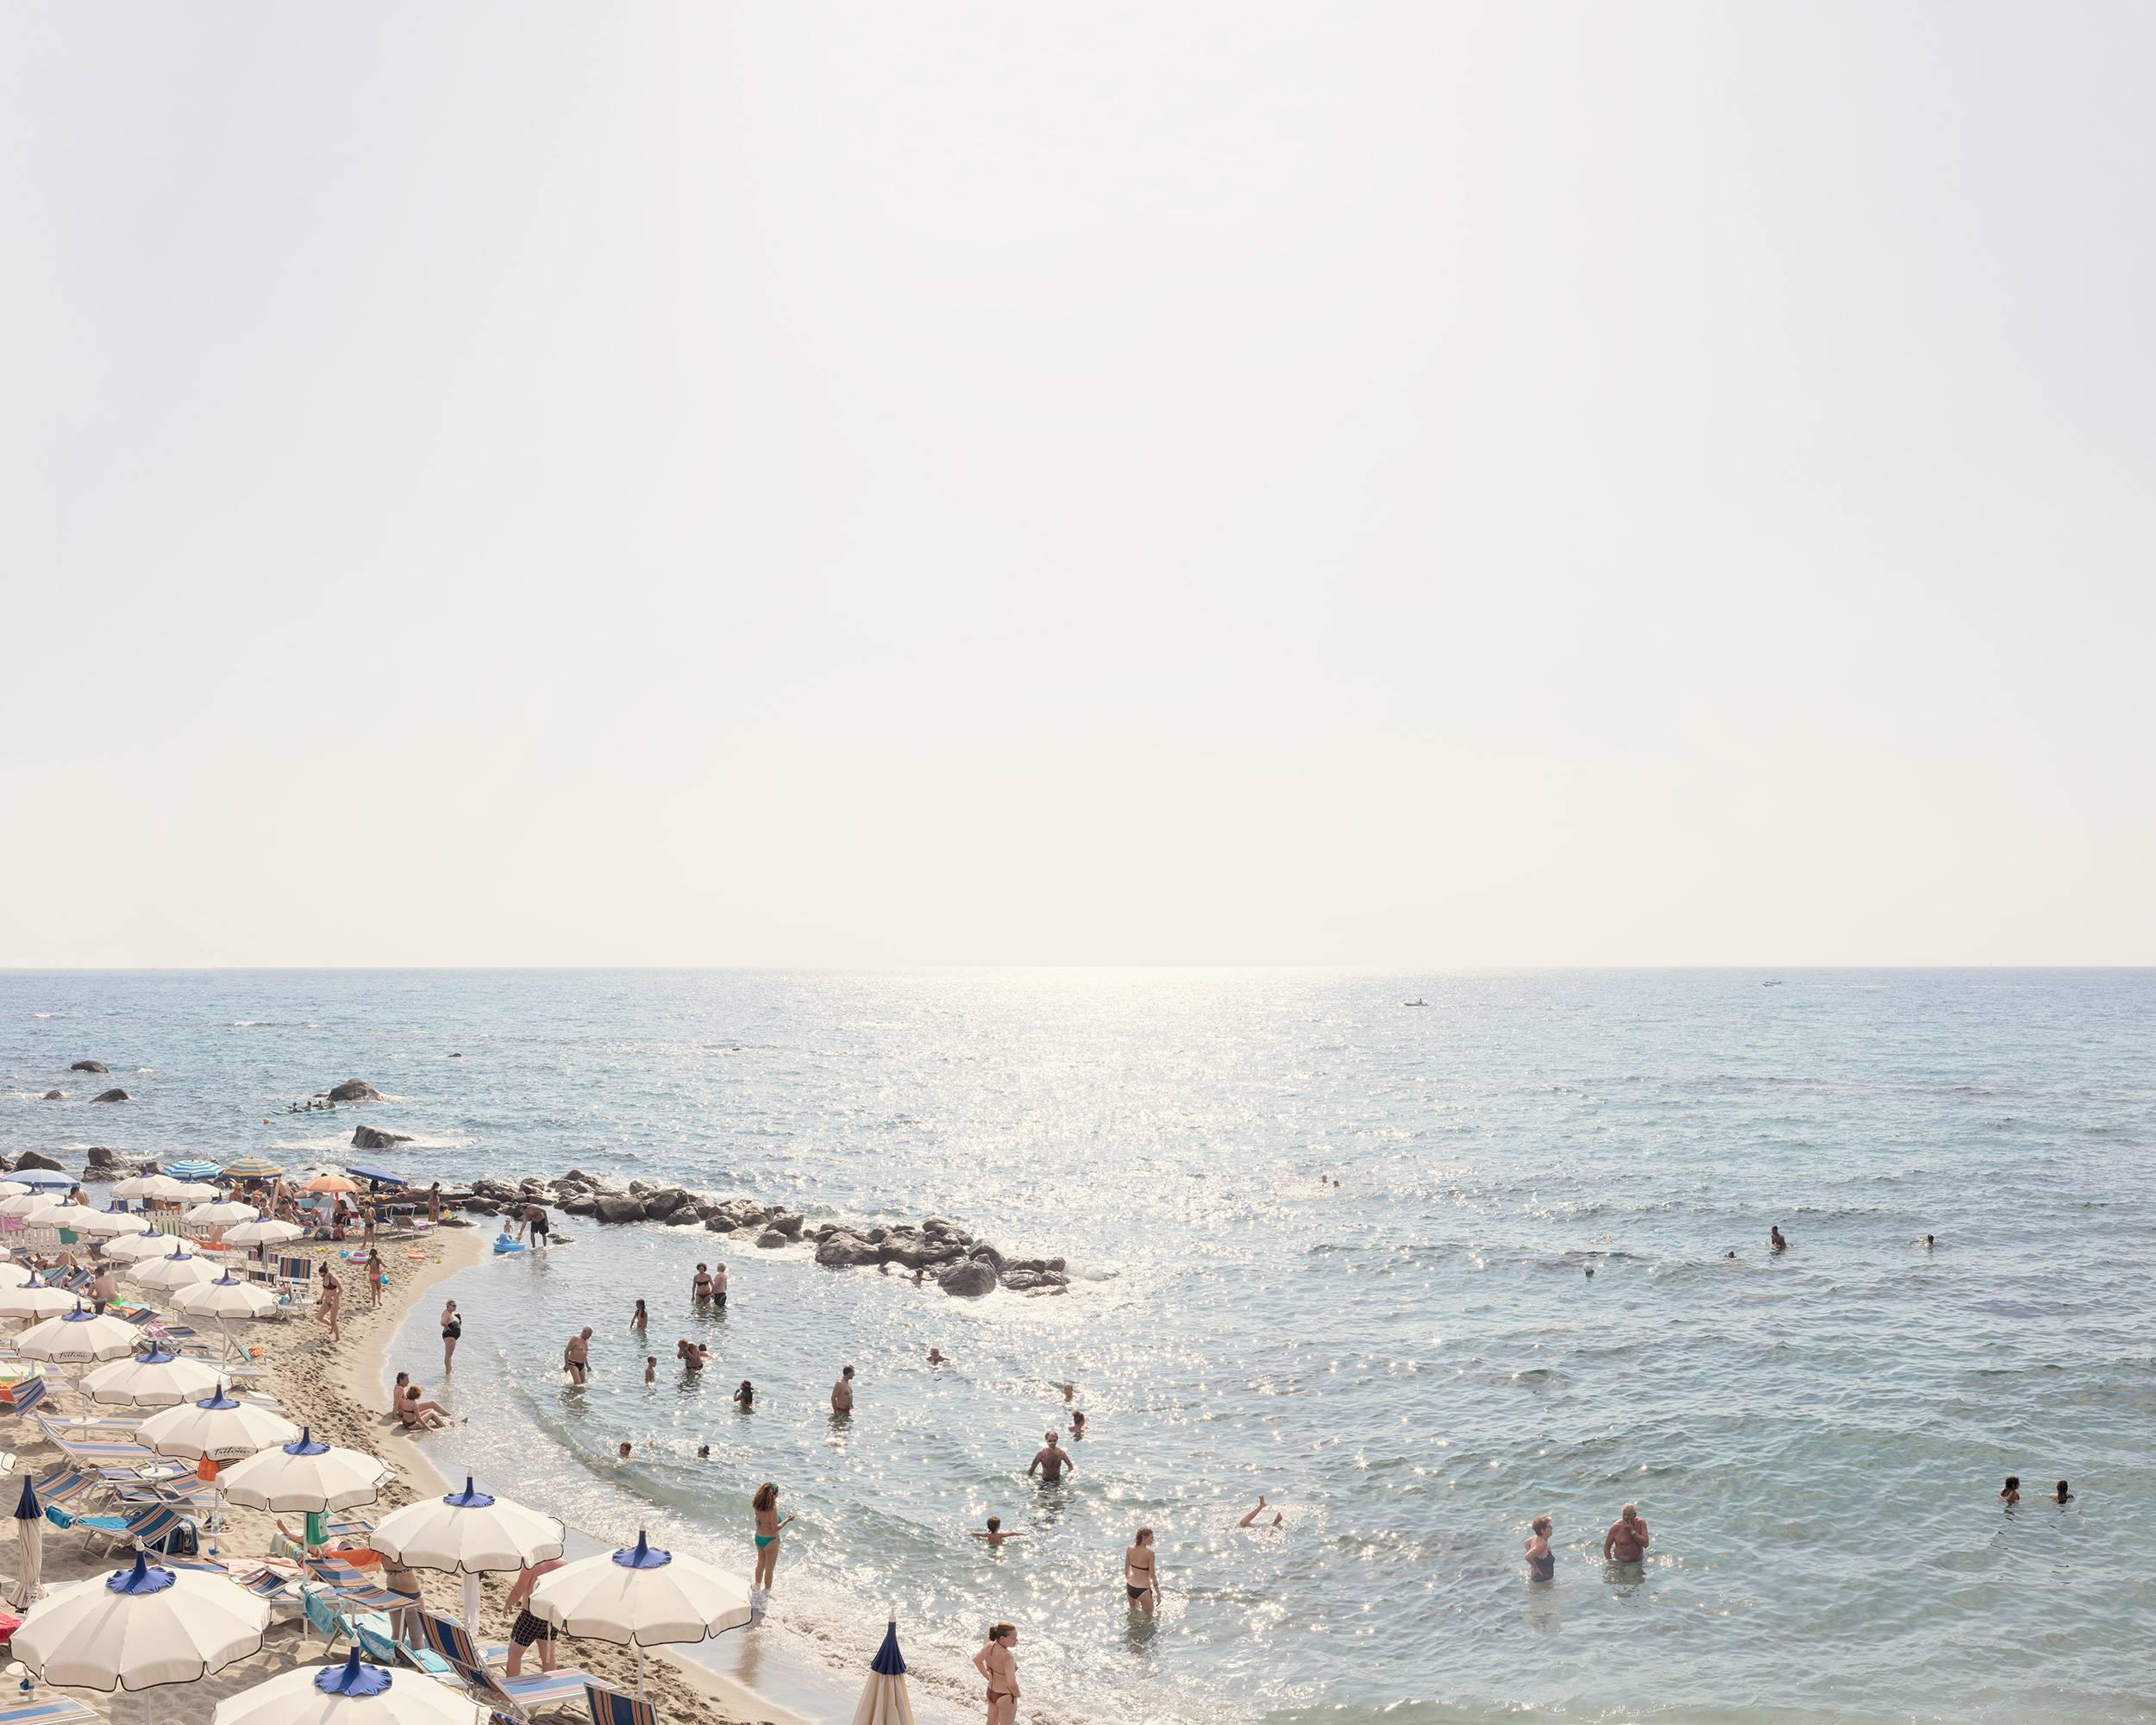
444, 1169, 1074, 1298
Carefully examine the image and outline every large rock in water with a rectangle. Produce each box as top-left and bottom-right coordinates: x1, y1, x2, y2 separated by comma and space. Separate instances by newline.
85, 1148, 121, 1170
350, 1125, 414, 1151
1000, 1267, 1070, 1291
91, 1088, 130, 1104
815, 1233, 885, 1268
937, 1260, 999, 1298
754, 1228, 789, 1249
41, 1090, 63, 1101
69, 1061, 108, 1074
326, 1079, 384, 1103
14, 1151, 64, 1173
640, 1188, 691, 1220
593, 1196, 647, 1225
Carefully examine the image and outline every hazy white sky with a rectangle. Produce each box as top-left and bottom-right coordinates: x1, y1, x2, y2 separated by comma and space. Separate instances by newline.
5, 3, 2152, 967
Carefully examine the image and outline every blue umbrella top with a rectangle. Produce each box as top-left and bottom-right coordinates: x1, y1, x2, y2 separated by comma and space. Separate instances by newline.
317, 1649, 393, 1697
14, 1472, 39, 1521
870, 1619, 907, 1677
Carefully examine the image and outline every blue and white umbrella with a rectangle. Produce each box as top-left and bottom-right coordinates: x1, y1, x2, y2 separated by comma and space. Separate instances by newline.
850, 1618, 917, 1725
213, 1649, 487, 1725
163, 1160, 224, 1182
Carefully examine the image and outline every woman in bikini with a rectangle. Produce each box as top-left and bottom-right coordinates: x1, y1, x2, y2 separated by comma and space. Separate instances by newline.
733, 1379, 755, 1411
1123, 1527, 1159, 1614
1524, 1514, 1555, 1582
381, 1552, 423, 1637
751, 1482, 793, 1592
398, 1384, 452, 1429
317, 1265, 342, 1344
972, 1622, 1019, 1724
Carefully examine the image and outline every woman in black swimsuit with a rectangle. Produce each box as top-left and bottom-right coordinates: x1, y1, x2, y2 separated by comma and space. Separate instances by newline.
441, 1299, 461, 1373
1524, 1515, 1555, 1582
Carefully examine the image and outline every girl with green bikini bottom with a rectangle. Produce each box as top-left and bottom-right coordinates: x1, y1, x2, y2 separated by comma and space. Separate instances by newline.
752, 1482, 793, 1593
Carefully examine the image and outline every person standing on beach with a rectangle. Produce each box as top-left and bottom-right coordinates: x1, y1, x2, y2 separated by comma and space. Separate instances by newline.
365, 1248, 385, 1309
317, 1265, 342, 1344
974, 1623, 1019, 1725
1124, 1527, 1159, 1613
693, 1264, 714, 1301
441, 1301, 461, 1373
751, 1482, 793, 1592
504, 1555, 566, 1676
426, 1182, 442, 1226
564, 1327, 592, 1385
831, 1364, 855, 1415
1029, 1431, 1074, 1484
1602, 1504, 1651, 1565
90, 1265, 116, 1317
1525, 1515, 1555, 1582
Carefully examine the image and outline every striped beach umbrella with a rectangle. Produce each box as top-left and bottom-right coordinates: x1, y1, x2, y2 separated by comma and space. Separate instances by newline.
850, 1619, 917, 1725
222, 1158, 285, 1179
164, 1160, 224, 1181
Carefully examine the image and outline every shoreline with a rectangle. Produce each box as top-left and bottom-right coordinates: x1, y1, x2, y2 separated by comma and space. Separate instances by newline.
335, 1228, 813, 1725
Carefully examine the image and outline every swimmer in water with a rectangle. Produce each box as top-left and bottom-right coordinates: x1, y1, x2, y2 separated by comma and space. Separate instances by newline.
1070, 1409, 1087, 1439
1524, 1514, 1554, 1582
2001, 1475, 2020, 1507
2054, 1479, 2072, 1504
1770, 1226, 1788, 1253
928, 1348, 948, 1366
1238, 1495, 1282, 1528
617, 1442, 633, 1461
970, 1515, 1024, 1546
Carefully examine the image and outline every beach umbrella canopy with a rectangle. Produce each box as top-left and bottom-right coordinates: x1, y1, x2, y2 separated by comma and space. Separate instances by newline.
369, 1477, 564, 1575
850, 1620, 918, 1725
213, 1648, 489, 1725
140, 1386, 300, 1463
345, 1166, 408, 1189
23, 1200, 95, 1227
303, 1175, 360, 1195
130, 1246, 222, 1292
17, 1307, 144, 1363
74, 1208, 150, 1238
106, 1227, 182, 1262
164, 1159, 223, 1181
223, 1217, 305, 1248
222, 1158, 285, 1179
173, 1273, 282, 1320
9, 1170, 78, 1190
171, 1182, 222, 1201
222, 1427, 388, 1512
531, 1529, 753, 1698
0, 1260, 34, 1289
112, 1174, 191, 1201
83, 1347, 226, 1408
186, 1200, 261, 1226
0, 1193, 56, 1218
0, 1282, 80, 1321
0, 1180, 29, 1199
8, 1471, 43, 1609
11, 1550, 270, 1690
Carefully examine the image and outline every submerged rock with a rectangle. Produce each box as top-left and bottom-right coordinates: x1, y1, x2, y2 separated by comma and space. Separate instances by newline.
326, 1078, 384, 1103
1000, 1267, 1070, 1292
41, 1090, 63, 1101
350, 1125, 414, 1151
91, 1088, 130, 1104
815, 1233, 884, 1268
69, 1061, 108, 1074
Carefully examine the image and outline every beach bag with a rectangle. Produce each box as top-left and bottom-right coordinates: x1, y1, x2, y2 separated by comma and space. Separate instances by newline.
166, 1520, 199, 1558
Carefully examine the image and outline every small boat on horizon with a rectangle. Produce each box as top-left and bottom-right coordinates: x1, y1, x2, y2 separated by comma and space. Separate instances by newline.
1403, 998, 1427, 1007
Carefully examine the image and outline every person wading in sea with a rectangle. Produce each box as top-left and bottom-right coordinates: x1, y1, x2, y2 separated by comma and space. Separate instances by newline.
1602, 1503, 1651, 1565
1029, 1430, 1074, 1484
563, 1327, 592, 1385
1124, 1527, 1159, 1613
830, 1364, 855, 1415
1524, 1515, 1555, 1582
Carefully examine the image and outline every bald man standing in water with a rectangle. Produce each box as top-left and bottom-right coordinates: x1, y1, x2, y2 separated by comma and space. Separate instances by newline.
1602, 1503, 1651, 1565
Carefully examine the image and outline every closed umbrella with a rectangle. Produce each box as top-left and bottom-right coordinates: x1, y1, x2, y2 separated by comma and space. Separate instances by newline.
0, 1282, 81, 1322
83, 1347, 225, 1408
851, 1619, 918, 1725
370, 1477, 563, 1635
213, 1647, 488, 1725
187, 1201, 261, 1227
530, 1529, 753, 1699
222, 1427, 388, 1512
11, 1549, 269, 1690
9, 1471, 42, 1609
130, 1246, 222, 1293
140, 1386, 299, 1462
75, 1208, 150, 1238
107, 1227, 182, 1263
17, 1307, 143, 1364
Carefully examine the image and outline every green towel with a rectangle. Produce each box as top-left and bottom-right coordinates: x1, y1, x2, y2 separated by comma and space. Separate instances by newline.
305, 1509, 327, 1547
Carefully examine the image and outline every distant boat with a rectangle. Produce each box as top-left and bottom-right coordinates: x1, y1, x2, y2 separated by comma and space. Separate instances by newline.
1403, 998, 1427, 1007
1762, 980, 1783, 988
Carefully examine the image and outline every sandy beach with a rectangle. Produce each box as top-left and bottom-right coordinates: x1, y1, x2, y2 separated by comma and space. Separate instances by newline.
3, 1222, 805, 1725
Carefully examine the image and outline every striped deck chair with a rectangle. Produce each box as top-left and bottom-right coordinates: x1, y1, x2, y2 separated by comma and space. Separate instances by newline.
584, 1684, 660, 1725
308, 1554, 411, 1615
354, 1615, 457, 1681
28, 1465, 99, 1512
301, 1584, 365, 1653
0, 1692, 98, 1725
0, 1378, 45, 1417
41, 1412, 146, 1440
44, 1498, 186, 1556
417, 1611, 592, 1721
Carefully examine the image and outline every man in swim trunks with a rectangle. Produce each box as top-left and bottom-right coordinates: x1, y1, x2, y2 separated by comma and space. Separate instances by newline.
711, 1262, 727, 1308
1124, 1527, 1158, 1612
1028, 1430, 1074, 1484
563, 1327, 592, 1385
830, 1364, 855, 1414
504, 1556, 566, 1675
523, 1202, 550, 1247
1602, 1503, 1651, 1565
693, 1264, 714, 1301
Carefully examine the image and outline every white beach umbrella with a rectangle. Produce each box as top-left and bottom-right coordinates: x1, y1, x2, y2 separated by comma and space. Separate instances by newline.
851, 1619, 918, 1725
75, 1208, 151, 1238
11, 1549, 270, 1690
9, 1471, 44, 1609
105, 1227, 181, 1262
530, 1529, 754, 1698
171, 1182, 222, 1202
0, 1260, 34, 1289
221, 1427, 388, 1513
0, 1181, 28, 1199
0, 1192, 55, 1218
22, 1200, 93, 1227
187, 1200, 261, 1227
110, 1174, 188, 1201
16, 1307, 144, 1364
129, 1246, 222, 1292
222, 1216, 304, 1249
371, 1477, 564, 1634
83, 1346, 225, 1408
173, 1273, 281, 1320
214, 1648, 489, 1725
140, 1386, 300, 1463
0, 1282, 81, 1322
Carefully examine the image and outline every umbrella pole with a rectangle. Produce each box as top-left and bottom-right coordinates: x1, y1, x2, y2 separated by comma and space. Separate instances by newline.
461, 1571, 481, 1639
635, 1643, 645, 1702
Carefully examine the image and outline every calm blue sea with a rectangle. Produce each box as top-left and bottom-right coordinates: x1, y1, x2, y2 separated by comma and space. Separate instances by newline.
3, 970, 2153, 1724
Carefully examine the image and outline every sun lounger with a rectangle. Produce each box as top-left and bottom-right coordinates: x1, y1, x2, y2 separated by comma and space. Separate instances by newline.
0, 1692, 99, 1725
44, 1498, 189, 1557
584, 1684, 660, 1725
418, 1610, 592, 1721
0, 1379, 46, 1417
354, 1616, 458, 1681
28, 1465, 100, 1511
308, 1554, 411, 1615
